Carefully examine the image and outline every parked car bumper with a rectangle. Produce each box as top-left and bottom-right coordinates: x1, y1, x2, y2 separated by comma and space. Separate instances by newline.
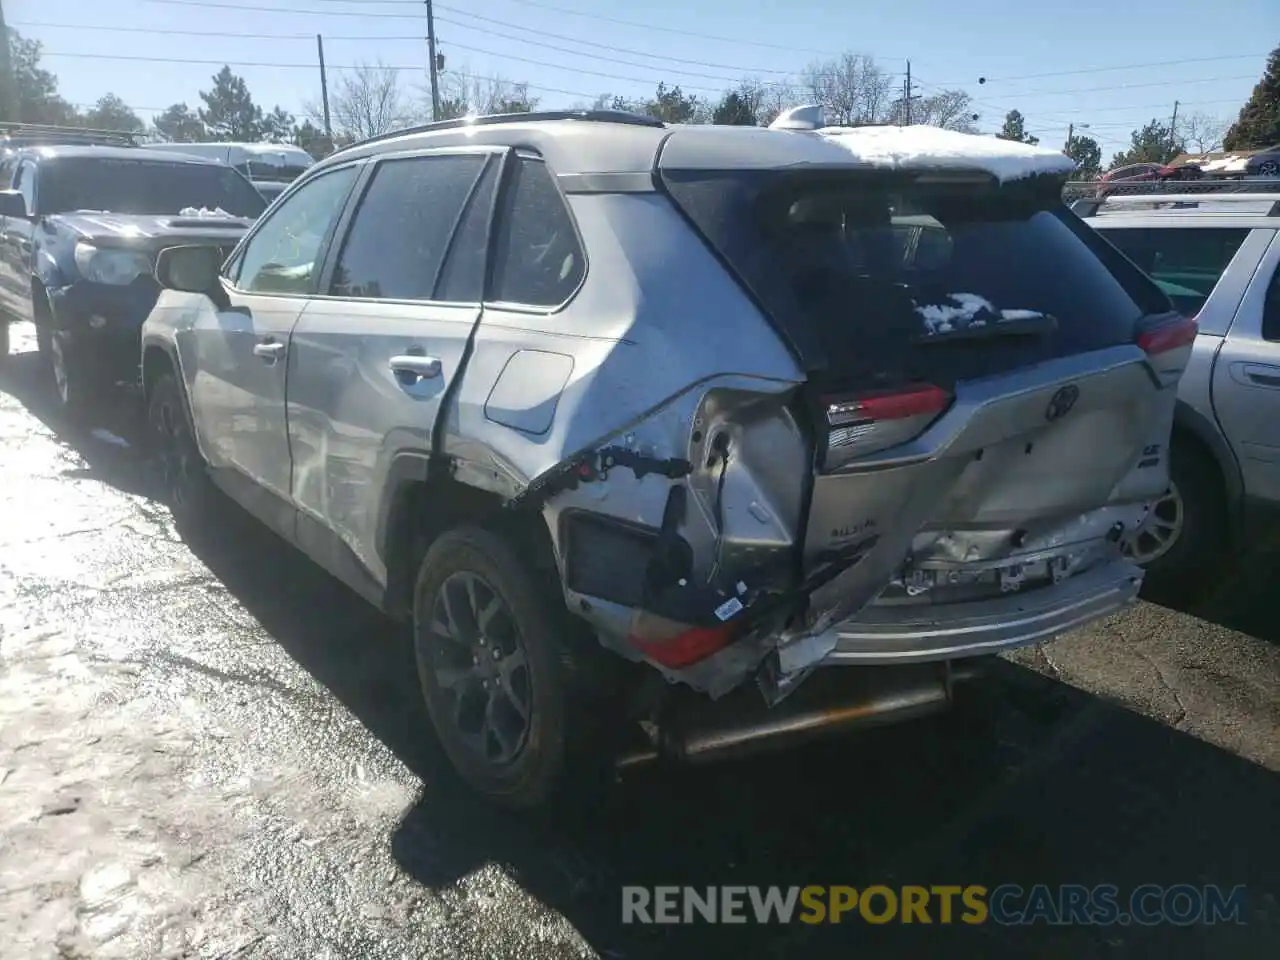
48, 278, 161, 387
780, 557, 1143, 669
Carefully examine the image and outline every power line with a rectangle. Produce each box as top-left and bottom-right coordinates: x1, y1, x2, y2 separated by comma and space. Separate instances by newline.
37, 50, 600, 100
24, 7, 1256, 116
987, 73, 1259, 101
39, 4, 1255, 106
38, 51, 421, 71
942, 52, 1269, 86
146, 0, 854, 56
432, 10, 792, 76
33, 47, 736, 95
13, 20, 426, 42
13, 15, 871, 84
134, 0, 874, 79
142, 0, 846, 54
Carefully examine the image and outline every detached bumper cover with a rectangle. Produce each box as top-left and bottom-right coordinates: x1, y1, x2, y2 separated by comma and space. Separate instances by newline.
788, 557, 1142, 668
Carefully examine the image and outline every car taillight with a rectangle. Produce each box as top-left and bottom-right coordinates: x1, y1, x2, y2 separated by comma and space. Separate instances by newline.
1137, 316, 1198, 355
628, 613, 740, 669
821, 383, 952, 459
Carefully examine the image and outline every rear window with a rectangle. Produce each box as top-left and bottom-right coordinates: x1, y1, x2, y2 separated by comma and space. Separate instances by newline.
661, 168, 1170, 383
1093, 226, 1251, 317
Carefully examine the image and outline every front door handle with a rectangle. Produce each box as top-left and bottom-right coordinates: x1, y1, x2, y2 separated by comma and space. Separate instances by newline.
390, 354, 442, 381
253, 340, 285, 362
1231, 361, 1280, 389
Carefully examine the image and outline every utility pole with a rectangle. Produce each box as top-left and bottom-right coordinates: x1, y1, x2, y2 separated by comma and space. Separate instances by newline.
316, 34, 332, 138
425, 0, 441, 121
0, 0, 18, 122
1065, 122, 1073, 150
902, 60, 921, 125
1168, 99, 1180, 158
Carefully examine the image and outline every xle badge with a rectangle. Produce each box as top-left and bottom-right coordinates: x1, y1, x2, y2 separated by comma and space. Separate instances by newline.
1045, 384, 1080, 422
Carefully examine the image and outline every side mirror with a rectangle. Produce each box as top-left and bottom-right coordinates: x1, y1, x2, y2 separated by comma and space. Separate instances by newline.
0, 189, 28, 219
155, 244, 228, 308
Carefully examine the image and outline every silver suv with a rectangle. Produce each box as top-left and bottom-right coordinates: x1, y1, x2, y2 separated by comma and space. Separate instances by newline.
1077, 191, 1280, 599
140, 109, 1190, 806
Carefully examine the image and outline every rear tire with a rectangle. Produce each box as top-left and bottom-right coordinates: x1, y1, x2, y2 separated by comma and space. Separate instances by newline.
148, 371, 217, 535
412, 525, 573, 809
1132, 437, 1227, 605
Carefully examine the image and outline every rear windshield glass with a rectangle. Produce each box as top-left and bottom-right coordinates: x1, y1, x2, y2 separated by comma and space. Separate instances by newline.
40, 158, 267, 218
661, 168, 1170, 381
1094, 226, 1250, 317
240, 160, 311, 182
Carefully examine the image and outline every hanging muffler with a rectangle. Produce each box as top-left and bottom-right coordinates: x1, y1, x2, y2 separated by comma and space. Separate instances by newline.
616, 660, 985, 770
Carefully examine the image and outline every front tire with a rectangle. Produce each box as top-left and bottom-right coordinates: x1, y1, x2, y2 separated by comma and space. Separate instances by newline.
148, 371, 217, 534
1128, 438, 1226, 604
48, 330, 96, 415
412, 526, 571, 809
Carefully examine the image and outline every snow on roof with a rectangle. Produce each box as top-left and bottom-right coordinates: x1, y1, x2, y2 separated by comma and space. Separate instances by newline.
815, 124, 1078, 183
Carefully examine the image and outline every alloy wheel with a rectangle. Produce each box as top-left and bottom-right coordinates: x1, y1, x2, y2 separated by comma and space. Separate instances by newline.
1123, 482, 1184, 565
426, 570, 532, 767
49, 335, 70, 406
1259, 160, 1279, 177
153, 395, 195, 509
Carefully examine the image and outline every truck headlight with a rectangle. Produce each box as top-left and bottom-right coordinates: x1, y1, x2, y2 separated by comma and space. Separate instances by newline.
74, 243, 152, 286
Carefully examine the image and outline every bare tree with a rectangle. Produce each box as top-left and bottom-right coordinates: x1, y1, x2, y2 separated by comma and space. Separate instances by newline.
436, 67, 539, 120
1178, 112, 1228, 154
802, 53, 894, 126
306, 61, 418, 141
887, 89, 978, 131
745, 78, 797, 126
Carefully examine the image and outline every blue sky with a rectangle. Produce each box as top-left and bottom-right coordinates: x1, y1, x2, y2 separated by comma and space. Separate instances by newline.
9, 0, 1276, 160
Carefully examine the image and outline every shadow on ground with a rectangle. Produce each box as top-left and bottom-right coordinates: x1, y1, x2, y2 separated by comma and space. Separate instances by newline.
166, 509, 1280, 960
3, 338, 1278, 958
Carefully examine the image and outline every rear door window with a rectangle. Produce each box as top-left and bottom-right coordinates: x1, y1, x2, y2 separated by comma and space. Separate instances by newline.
1095, 227, 1251, 317
661, 168, 1169, 384
330, 153, 486, 301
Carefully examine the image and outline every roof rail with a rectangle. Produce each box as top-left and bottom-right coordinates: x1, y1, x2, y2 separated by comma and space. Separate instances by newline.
1072, 192, 1280, 217
0, 121, 141, 148
344, 109, 664, 151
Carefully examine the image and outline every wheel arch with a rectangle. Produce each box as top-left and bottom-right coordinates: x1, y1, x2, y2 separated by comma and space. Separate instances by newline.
1172, 397, 1241, 544
377, 454, 560, 622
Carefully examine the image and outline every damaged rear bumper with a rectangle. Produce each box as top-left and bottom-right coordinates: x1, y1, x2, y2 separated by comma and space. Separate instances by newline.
777, 556, 1141, 673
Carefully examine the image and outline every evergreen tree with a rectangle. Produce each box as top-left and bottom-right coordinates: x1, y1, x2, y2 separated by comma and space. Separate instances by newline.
997, 109, 1039, 145
1223, 45, 1280, 150
1111, 119, 1183, 167
198, 66, 263, 140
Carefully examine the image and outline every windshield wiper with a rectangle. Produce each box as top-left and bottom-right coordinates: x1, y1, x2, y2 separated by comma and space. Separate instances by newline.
912, 313, 1057, 345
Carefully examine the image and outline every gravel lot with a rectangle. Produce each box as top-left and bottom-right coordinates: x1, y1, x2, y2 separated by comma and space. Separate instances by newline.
1, 322, 1277, 959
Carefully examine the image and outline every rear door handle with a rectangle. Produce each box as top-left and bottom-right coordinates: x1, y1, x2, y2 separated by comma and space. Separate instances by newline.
253, 340, 285, 362
1230, 361, 1280, 389
390, 354, 442, 381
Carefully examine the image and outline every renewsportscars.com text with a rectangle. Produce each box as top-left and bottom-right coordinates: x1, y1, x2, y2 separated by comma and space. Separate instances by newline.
621, 884, 1248, 926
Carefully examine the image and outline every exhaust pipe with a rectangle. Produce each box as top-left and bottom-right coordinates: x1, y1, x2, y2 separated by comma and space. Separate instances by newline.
617, 661, 982, 771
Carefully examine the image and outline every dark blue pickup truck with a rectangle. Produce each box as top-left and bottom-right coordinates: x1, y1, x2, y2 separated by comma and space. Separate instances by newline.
0, 144, 265, 411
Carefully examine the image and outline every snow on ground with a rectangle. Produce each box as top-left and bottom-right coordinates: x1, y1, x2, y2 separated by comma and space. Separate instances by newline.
817, 124, 1077, 183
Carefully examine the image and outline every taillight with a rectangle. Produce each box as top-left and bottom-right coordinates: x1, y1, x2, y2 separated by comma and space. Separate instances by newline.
627, 610, 741, 669
1137, 316, 1198, 355
821, 383, 952, 460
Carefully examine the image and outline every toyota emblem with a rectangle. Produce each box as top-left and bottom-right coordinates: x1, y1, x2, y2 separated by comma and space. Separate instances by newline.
1045, 385, 1080, 422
